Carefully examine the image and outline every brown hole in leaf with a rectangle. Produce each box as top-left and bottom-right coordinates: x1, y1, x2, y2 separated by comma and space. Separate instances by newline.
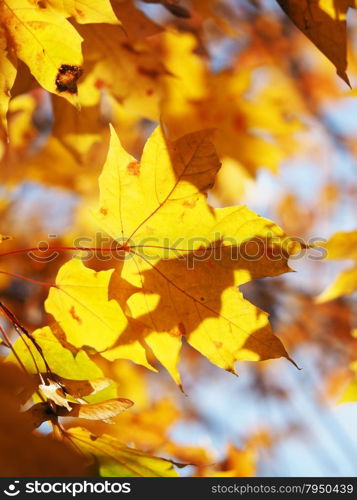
146, 88, 154, 96
214, 341, 223, 349
127, 161, 140, 176
69, 306, 82, 324
89, 434, 98, 441
56, 64, 83, 94
100, 207, 108, 215
37, 0, 46, 8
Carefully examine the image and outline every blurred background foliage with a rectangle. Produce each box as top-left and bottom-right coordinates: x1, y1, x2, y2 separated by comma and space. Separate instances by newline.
1, 0, 357, 476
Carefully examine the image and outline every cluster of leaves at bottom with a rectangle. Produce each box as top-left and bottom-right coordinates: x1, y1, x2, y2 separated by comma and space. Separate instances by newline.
3, 325, 179, 477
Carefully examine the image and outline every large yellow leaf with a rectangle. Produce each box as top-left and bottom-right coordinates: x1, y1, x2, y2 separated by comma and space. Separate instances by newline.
94, 126, 296, 384
0, 0, 83, 104
67, 427, 179, 477
277, 0, 357, 84
45, 257, 128, 351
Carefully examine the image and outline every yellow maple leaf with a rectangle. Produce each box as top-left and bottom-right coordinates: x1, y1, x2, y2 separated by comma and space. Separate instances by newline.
93, 126, 297, 384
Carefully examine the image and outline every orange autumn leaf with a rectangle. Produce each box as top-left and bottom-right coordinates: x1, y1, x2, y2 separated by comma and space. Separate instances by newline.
277, 0, 356, 84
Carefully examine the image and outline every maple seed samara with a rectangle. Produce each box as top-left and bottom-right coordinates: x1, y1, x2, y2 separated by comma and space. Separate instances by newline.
56, 64, 83, 94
